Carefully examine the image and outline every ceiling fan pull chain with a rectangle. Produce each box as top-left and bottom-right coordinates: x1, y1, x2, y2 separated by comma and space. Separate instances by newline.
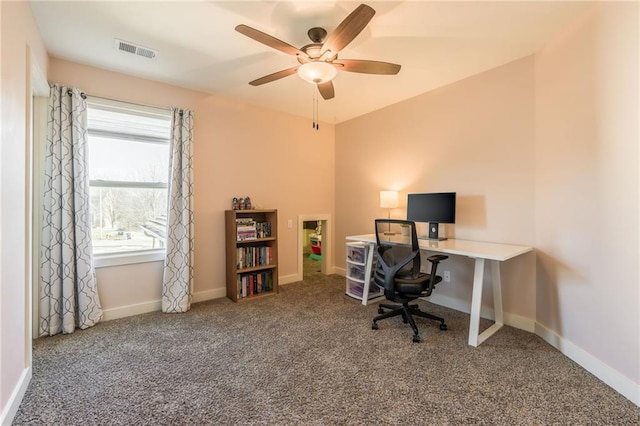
312, 86, 319, 130
316, 88, 320, 130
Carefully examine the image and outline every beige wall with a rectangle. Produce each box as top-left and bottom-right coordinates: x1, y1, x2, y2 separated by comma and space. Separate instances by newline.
47, 58, 336, 313
335, 56, 537, 320
535, 2, 639, 384
336, 0, 638, 400
0, 0, 48, 419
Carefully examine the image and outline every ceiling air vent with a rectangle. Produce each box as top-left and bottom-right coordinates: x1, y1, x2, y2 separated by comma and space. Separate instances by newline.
115, 39, 158, 59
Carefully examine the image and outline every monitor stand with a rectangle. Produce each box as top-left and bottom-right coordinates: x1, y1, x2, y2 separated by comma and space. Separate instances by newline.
427, 222, 447, 241
416, 222, 448, 241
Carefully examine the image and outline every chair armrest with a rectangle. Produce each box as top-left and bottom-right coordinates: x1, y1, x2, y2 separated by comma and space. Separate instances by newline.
422, 254, 449, 296
427, 254, 449, 263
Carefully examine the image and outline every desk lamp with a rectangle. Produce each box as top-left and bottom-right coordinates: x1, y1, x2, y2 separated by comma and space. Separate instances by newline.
380, 190, 399, 235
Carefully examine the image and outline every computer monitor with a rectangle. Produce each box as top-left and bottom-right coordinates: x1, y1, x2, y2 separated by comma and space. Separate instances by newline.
406, 192, 456, 240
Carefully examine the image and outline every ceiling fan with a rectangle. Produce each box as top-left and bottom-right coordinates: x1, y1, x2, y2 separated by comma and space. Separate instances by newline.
235, 3, 401, 100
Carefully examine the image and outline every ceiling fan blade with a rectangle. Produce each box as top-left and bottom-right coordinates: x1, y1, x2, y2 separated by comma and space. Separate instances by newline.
236, 24, 307, 57
321, 4, 375, 56
317, 81, 335, 100
249, 66, 299, 86
334, 59, 401, 75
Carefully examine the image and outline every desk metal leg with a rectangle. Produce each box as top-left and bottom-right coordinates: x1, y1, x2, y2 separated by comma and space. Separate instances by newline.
468, 258, 484, 346
490, 260, 504, 327
468, 258, 504, 347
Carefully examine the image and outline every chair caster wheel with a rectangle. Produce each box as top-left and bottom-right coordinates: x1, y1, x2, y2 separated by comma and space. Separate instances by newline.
412, 335, 421, 343
378, 307, 384, 314
439, 324, 448, 331
372, 323, 379, 330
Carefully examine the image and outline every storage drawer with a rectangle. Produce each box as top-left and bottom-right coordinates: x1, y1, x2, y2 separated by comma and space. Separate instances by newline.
346, 242, 368, 265
347, 264, 366, 281
346, 277, 381, 299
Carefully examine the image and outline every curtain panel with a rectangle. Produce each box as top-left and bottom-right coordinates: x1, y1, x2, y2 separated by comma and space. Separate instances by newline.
39, 84, 102, 335
162, 109, 194, 313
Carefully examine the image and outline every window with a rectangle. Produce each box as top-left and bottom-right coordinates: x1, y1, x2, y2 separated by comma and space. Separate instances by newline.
87, 97, 171, 258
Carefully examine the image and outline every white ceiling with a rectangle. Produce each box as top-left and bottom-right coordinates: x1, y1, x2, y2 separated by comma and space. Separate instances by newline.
30, 1, 592, 124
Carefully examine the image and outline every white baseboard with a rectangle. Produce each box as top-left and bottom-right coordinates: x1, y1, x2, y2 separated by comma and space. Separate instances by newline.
426, 293, 481, 315
535, 323, 639, 406
334, 267, 346, 276
102, 300, 162, 321
1, 367, 31, 426
426, 293, 536, 333
192, 288, 226, 303
504, 312, 536, 333
279, 273, 301, 285
102, 288, 228, 321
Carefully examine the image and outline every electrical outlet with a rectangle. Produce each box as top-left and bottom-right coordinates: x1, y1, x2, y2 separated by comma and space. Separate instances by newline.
443, 270, 451, 282
287, 219, 293, 228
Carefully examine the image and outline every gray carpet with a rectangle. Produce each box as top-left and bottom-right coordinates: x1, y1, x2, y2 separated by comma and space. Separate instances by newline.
14, 274, 639, 425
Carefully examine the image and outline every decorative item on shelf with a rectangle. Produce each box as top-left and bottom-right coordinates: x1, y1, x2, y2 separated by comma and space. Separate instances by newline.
380, 190, 399, 235
232, 196, 255, 210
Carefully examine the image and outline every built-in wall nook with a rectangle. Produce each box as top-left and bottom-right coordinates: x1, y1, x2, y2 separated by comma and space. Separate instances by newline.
302, 220, 322, 279
296, 214, 331, 283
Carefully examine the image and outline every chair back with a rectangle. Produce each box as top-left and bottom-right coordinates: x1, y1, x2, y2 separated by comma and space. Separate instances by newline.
373, 219, 421, 297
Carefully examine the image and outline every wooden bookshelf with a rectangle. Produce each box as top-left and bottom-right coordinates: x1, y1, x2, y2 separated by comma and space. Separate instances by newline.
225, 209, 279, 302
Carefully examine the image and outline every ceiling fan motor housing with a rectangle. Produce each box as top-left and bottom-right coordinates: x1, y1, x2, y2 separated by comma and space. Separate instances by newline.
307, 27, 327, 43
299, 28, 335, 62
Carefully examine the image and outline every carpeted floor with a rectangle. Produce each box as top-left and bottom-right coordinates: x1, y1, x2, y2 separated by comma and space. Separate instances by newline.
14, 274, 639, 425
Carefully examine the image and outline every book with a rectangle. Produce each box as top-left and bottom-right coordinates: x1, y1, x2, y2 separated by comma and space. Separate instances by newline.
237, 270, 274, 298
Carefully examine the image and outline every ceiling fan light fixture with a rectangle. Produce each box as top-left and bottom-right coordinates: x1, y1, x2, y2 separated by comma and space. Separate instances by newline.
297, 62, 338, 84
236, 3, 400, 100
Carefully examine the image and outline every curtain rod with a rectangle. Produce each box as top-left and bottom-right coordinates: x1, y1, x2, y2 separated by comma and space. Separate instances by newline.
66, 88, 86, 99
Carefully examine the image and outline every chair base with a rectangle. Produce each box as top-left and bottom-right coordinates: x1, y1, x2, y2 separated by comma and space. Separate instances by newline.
372, 302, 447, 342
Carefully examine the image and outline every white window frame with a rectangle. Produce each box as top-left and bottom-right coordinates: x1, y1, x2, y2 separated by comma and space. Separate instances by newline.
86, 97, 171, 268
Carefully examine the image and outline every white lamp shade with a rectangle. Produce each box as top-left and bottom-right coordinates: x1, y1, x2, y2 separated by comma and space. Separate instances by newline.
297, 62, 338, 84
380, 190, 399, 208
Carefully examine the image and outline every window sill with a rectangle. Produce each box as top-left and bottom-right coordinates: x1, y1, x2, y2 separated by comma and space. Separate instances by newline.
94, 250, 165, 268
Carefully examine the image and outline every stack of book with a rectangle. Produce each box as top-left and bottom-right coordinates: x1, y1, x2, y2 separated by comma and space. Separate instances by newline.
255, 221, 272, 238
236, 246, 273, 269
236, 218, 257, 241
237, 270, 274, 298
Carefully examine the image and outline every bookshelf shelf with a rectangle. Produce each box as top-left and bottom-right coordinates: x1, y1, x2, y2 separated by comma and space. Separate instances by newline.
236, 237, 276, 244
225, 209, 279, 302
236, 264, 277, 274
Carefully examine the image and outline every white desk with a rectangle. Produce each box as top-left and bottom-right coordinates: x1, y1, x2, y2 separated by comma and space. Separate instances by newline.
345, 234, 533, 347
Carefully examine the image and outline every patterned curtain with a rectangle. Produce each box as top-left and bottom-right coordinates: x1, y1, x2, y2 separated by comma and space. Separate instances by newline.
39, 84, 102, 335
162, 109, 194, 313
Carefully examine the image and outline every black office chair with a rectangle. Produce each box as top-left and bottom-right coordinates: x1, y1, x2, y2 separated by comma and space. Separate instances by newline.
371, 219, 449, 343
